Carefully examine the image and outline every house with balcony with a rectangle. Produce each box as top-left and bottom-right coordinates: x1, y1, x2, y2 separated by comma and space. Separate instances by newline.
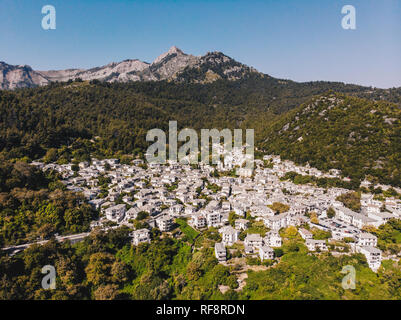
264, 231, 282, 247
191, 214, 207, 229
105, 204, 126, 223
130, 229, 151, 246
305, 239, 328, 251
259, 246, 274, 261
355, 232, 377, 247
206, 212, 221, 228
264, 213, 288, 231
235, 219, 249, 231
244, 234, 263, 248
215, 242, 227, 262
299, 228, 313, 240
219, 226, 240, 246
357, 246, 382, 272
156, 215, 174, 232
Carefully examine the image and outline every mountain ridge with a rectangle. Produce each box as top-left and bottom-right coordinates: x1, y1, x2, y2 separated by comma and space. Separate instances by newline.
0, 61, 50, 90
0, 46, 259, 90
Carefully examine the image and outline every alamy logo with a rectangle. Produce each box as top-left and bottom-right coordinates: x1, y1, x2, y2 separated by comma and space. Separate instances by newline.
41, 265, 56, 290
146, 121, 254, 174
341, 265, 356, 290
341, 5, 356, 30
41, 5, 56, 30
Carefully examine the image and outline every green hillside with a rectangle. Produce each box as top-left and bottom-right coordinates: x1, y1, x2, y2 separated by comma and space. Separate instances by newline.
0, 78, 400, 186
0, 77, 376, 161
262, 93, 401, 186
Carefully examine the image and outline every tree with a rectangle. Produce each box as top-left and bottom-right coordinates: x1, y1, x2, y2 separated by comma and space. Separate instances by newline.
282, 226, 298, 238
186, 261, 202, 281
228, 211, 238, 227
85, 252, 116, 287
36, 223, 56, 240
111, 261, 130, 284
239, 231, 247, 241
273, 248, 284, 257
93, 284, 121, 300
362, 225, 378, 234
64, 208, 85, 233
35, 203, 63, 231
268, 202, 290, 215
312, 229, 331, 240
43, 148, 58, 163
336, 192, 361, 212
136, 211, 149, 221
327, 207, 336, 219
310, 212, 319, 224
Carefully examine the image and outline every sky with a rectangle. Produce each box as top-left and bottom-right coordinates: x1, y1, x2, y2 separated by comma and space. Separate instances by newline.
0, 0, 400, 88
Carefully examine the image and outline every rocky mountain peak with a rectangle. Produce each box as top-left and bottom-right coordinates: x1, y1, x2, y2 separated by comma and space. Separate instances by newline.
168, 46, 183, 54
152, 46, 186, 65
0, 62, 49, 90
0, 47, 261, 89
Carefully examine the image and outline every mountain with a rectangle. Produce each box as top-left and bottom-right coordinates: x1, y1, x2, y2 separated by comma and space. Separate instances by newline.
0, 62, 49, 90
0, 46, 259, 90
0, 74, 376, 161
261, 92, 401, 186
174, 51, 260, 83
1, 46, 400, 187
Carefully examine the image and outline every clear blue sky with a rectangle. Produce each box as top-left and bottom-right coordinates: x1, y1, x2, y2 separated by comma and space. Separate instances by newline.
1, 0, 400, 88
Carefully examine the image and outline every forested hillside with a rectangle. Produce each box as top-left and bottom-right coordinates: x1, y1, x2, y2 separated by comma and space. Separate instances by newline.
0, 78, 399, 186
261, 93, 401, 187
2, 225, 401, 300
0, 76, 374, 160
0, 162, 95, 246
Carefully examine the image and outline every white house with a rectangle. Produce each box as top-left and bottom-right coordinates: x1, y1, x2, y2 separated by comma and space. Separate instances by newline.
367, 211, 394, 226
355, 232, 377, 247
299, 228, 313, 240
185, 206, 196, 215
105, 204, 126, 223
244, 245, 254, 254
125, 207, 140, 221
219, 226, 240, 246
130, 228, 151, 246
352, 214, 377, 229
232, 203, 246, 217
192, 214, 207, 229
259, 245, 274, 261
336, 207, 354, 225
222, 201, 231, 212
366, 204, 381, 214
337, 207, 377, 229
244, 234, 263, 248
215, 242, 227, 262
169, 204, 184, 216
264, 213, 288, 231
235, 219, 249, 231
305, 239, 328, 251
88, 198, 106, 210
156, 215, 174, 232
264, 231, 282, 247
206, 212, 221, 228
357, 246, 382, 272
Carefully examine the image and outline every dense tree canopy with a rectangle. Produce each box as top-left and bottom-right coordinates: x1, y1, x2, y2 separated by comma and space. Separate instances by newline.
262, 93, 401, 187
0, 162, 96, 246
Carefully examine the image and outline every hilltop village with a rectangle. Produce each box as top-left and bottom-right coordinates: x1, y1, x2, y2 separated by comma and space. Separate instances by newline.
31, 150, 401, 273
